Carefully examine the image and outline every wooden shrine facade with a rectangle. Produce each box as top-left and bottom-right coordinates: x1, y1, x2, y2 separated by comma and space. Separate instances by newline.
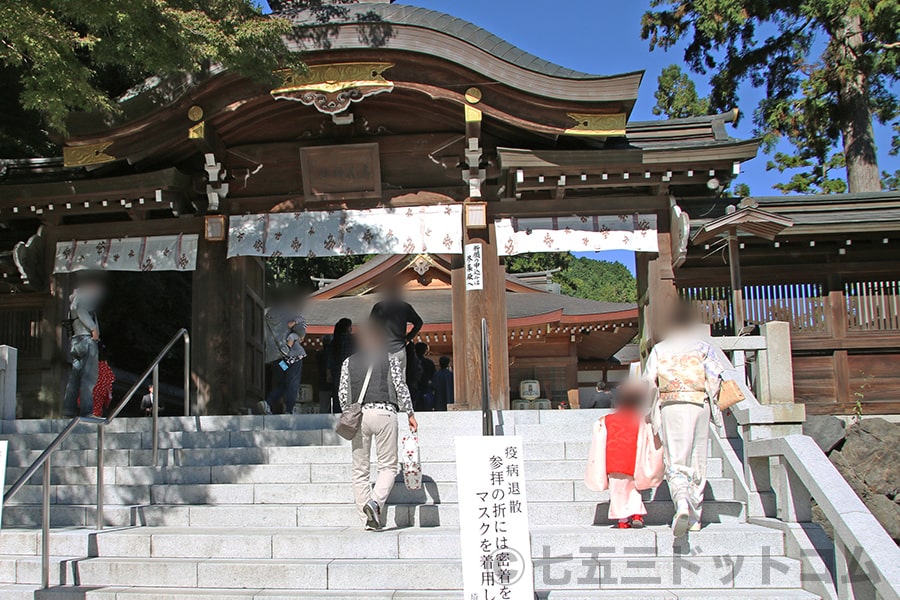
676, 192, 900, 415
0, 2, 755, 416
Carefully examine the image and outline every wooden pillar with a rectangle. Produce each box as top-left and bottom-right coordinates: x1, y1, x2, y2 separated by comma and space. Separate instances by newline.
191, 237, 233, 415
43, 227, 72, 417
567, 341, 580, 409
727, 227, 745, 335
645, 228, 679, 345
451, 222, 510, 410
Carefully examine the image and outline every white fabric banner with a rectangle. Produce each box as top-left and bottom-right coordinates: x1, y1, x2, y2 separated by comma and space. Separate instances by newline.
227, 205, 463, 258
53, 234, 199, 273
496, 214, 658, 255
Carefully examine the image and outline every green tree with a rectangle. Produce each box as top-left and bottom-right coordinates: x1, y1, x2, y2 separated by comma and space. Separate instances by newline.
506, 252, 637, 304
642, 0, 900, 193
0, 1, 362, 156
504, 252, 574, 277
882, 122, 900, 190
267, 255, 368, 293
559, 257, 637, 303
732, 182, 752, 198
882, 169, 900, 190
653, 64, 711, 119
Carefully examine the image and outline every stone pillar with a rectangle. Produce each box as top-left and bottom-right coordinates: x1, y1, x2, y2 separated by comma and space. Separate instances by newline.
757, 321, 795, 404
451, 223, 510, 410
0, 346, 18, 421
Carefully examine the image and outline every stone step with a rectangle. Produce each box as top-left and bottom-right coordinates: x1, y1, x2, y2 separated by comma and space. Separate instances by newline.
0, 411, 494, 435
543, 591, 820, 599
0, 554, 803, 591
1, 585, 823, 600
6, 433, 724, 468
3, 423, 526, 452
7, 436, 718, 469
534, 555, 803, 590
0, 524, 785, 561
0, 409, 624, 436
2, 493, 746, 530
6, 456, 723, 487
4, 475, 736, 509
8, 586, 464, 600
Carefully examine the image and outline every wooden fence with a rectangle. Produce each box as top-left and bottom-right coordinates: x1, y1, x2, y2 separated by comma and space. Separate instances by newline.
680, 283, 828, 336
0, 306, 43, 357
845, 280, 900, 332
682, 281, 900, 336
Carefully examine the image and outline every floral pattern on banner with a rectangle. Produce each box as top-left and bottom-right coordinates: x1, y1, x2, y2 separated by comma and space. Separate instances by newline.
495, 214, 658, 255
227, 205, 463, 258
53, 235, 199, 273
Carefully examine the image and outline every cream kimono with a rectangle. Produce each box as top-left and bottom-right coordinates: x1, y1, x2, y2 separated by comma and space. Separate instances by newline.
644, 333, 725, 523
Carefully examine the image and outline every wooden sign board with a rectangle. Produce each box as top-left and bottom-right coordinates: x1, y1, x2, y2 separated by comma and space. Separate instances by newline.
300, 143, 382, 202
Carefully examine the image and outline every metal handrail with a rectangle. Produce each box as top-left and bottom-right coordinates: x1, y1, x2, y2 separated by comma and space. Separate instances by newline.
2, 328, 190, 589
480, 318, 493, 436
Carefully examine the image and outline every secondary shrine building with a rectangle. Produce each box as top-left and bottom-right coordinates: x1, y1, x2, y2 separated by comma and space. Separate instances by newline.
1, 1, 895, 417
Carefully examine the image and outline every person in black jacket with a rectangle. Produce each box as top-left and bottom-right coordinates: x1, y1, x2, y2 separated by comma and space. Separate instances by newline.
369, 281, 423, 374
339, 322, 418, 530
432, 356, 454, 411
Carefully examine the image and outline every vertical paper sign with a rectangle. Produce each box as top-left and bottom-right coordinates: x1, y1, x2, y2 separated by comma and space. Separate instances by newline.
456, 435, 534, 600
465, 243, 484, 291
0, 440, 7, 529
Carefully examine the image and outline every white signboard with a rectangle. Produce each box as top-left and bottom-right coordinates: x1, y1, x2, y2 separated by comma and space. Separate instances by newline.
464, 243, 484, 291
456, 435, 534, 600
0, 440, 7, 529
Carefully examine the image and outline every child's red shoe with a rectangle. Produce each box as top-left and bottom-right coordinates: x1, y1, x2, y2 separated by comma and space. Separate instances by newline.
616, 519, 631, 529
630, 515, 645, 529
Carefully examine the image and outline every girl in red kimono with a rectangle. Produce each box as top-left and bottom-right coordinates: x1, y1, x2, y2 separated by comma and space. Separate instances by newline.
585, 380, 664, 528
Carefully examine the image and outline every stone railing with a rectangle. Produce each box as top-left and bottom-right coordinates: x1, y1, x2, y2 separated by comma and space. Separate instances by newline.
705, 322, 900, 600
746, 435, 900, 600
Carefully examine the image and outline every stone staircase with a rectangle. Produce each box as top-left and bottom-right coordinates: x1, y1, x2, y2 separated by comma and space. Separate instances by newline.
0, 410, 821, 598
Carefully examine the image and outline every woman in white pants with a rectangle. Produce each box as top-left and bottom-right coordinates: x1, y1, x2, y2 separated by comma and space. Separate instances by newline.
645, 319, 723, 537
339, 324, 418, 530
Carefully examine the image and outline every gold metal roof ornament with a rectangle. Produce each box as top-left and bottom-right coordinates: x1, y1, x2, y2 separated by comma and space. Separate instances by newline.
564, 112, 626, 137
270, 63, 395, 114
62, 142, 116, 167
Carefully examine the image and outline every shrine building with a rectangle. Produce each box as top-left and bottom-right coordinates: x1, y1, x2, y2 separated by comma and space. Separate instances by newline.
7, 1, 893, 417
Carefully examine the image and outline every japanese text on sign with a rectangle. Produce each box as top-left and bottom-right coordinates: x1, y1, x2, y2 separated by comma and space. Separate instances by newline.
465, 243, 484, 291
456, 435, 534, 600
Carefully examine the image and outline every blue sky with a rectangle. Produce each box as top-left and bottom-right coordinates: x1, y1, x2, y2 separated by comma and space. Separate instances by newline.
259, 0, 900, 274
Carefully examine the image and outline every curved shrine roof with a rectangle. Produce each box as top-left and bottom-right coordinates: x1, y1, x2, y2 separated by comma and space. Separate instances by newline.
282, 2, 630, 82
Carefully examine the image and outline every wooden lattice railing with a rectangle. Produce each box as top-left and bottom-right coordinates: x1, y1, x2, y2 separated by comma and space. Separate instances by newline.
845, 280, 900, 332
682, 281, 900, 336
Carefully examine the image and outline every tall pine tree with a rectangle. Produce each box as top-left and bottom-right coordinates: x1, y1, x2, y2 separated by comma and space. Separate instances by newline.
642, 1, 900, 193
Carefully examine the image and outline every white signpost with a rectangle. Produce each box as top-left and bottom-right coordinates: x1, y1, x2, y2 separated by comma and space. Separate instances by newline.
0, 440, 7, 529
464, 243, 484, 291
456, 435, 534, 600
